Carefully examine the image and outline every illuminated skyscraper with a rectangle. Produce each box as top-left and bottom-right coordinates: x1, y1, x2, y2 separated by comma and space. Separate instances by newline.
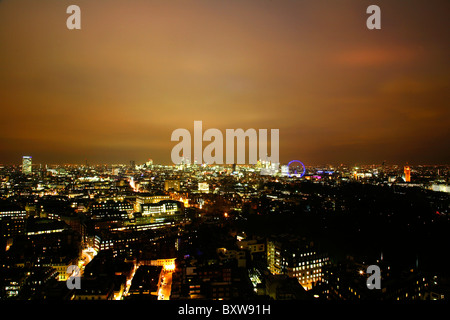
22, 156, 32, 175
404, 165, 411, 182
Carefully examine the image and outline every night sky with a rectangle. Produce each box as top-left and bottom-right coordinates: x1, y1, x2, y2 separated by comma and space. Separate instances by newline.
0, 0, 449, 165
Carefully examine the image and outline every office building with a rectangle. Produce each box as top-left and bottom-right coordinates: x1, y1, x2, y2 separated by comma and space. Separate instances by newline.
91, 200, 134, 218
135, 193, 170, 212
198, 182, 209, 193
267, 237, 329, 291
141, 200, 183, 219
22, 156, 32, 175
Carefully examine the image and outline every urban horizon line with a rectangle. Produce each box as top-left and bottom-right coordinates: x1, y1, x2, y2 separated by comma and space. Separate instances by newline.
3, 156, 449, 168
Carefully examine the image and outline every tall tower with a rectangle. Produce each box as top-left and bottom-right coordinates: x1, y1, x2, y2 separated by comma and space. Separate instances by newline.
22, 156, 32, 175
404, 165, 411, 182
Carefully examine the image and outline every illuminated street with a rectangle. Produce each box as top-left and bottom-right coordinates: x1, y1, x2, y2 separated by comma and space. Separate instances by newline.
158, 271, 173, 300
123, 264, 138, 298
77, 247, 97, 276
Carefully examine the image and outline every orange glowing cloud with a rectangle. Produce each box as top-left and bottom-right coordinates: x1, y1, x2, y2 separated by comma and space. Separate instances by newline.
334, 46, 420, 67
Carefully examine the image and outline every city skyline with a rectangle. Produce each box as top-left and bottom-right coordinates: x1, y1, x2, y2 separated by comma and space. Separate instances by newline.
1, 0, 449, 165
1, 152, 449, 301
3, 155, 449, 168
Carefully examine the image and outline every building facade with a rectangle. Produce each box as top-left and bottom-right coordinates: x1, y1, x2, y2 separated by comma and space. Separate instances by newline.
267, 237, 329, 290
